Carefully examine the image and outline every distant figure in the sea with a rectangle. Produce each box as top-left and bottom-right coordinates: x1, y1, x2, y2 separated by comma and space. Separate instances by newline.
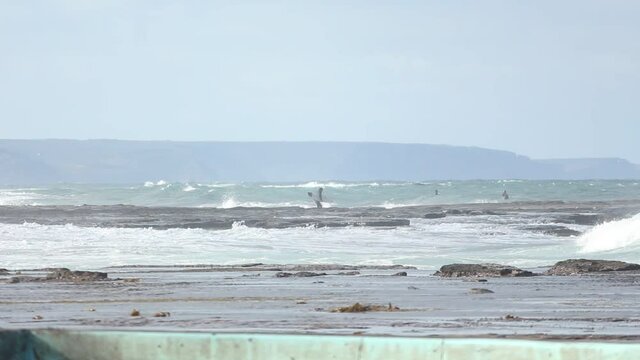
435, 189, 439, 196
318, 187, 324, 202
502, 190, 509, 200
308, 190, 323, 208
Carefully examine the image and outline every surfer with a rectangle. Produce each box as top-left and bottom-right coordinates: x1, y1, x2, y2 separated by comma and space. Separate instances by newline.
308, 191, 323, 208
502, 190, 509, 200
435, 189, 439, 196
318, 187, 324, 202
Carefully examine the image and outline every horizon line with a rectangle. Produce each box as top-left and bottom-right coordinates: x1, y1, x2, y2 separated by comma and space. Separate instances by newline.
0, 138, 637, 164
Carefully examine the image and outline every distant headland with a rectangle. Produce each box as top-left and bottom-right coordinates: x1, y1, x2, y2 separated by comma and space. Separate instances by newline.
0, 139, 638, 184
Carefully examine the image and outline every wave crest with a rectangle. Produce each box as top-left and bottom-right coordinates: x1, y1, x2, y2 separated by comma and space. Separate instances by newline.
577, 213, 640, 252
260, 181, 382, 189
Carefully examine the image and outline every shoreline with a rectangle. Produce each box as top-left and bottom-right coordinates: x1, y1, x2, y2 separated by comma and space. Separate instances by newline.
2, 199, 639, 337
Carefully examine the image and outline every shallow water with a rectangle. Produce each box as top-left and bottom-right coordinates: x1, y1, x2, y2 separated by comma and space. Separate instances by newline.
1, 199, 639, 270
4, 181, 640, 337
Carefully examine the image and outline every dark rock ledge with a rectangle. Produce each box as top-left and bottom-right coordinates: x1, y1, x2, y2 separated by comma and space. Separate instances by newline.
9, 268, 108, 283
545, 259, 640, 275
435, 259, 640, 278
435, 263, 536, 277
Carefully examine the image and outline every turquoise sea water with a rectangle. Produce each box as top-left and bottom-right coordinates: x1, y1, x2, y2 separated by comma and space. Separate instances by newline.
1, 180, 639, 270
1, 180, 639, 207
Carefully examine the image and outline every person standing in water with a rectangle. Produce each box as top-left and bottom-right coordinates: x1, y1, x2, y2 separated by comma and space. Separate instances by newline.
308, 189, 323, 208
502, 190, 509, 200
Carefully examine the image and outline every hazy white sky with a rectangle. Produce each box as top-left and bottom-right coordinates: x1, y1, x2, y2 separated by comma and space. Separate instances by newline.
1, 1, 639, 162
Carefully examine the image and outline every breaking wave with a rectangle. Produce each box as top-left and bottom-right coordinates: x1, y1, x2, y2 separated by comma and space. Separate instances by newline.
0, 189, 48, 206
199, 195, 318, 209
144, 180, 168, 187
577, 213, 640, 252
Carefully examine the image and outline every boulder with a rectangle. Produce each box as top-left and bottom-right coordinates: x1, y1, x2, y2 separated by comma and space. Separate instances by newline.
423, 212, 446, 219
469, 288, 494, 294
275, 271, 327, 278
330, 302, 400, 313
555, 214, 602, 226
521, 225, 581, 237
8, 268, 108, 283
435, 263, 536, 277
45, 268, 108, 282
336, 271, 360, 276
545, 259, 640, 275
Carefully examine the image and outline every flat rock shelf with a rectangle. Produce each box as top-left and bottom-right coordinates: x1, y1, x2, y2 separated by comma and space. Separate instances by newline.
3, 264, 640, 338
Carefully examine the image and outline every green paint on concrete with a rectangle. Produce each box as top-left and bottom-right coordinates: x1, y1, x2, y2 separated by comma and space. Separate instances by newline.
1, 330, 639, 359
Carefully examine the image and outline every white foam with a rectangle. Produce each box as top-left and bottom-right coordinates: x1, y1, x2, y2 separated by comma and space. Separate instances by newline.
198, 183, 236, 188
0, 215, 584, 270
220, 196, 239, 208
143, 180, 168, 187
231, 220, 248, 229
0, 190, 45, 206
183, 184, 197, 192
577, 213, 640, 253
379, 201, 422, 209
376, 197, 438, 208
260, 181, 381, 189
213, 195, 315, 209
471, 199, 500, 204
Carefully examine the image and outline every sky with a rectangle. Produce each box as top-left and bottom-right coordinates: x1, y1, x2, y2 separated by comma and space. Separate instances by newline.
1, 1, 639, 163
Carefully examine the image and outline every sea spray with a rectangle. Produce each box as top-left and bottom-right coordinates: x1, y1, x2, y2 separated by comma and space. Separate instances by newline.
577, 213, 640, 252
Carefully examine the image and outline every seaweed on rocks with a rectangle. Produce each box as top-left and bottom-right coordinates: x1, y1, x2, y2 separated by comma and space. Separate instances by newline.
545, 259, 640, 275
275, 271, 327, 278
435, 263, 536, 277
331, 303, 400, 313
8, 268, 109, 283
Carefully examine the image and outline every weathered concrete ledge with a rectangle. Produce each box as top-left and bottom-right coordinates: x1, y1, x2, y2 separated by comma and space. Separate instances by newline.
4, 330, 640, 360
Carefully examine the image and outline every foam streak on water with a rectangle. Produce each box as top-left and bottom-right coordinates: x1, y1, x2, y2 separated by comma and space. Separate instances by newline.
0, 217, 581, 270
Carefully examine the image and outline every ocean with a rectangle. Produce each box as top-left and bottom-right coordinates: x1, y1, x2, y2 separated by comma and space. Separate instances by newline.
1, 180, 640, 270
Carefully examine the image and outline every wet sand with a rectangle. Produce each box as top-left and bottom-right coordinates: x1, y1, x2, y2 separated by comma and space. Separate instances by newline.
3, 264, 640, 339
